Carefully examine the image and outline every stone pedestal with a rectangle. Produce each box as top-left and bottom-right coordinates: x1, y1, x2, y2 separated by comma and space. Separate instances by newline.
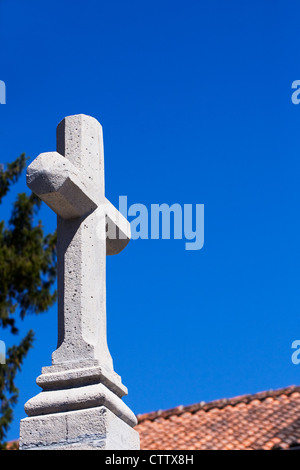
20, 406, 139, 450
20, 360, 139, 450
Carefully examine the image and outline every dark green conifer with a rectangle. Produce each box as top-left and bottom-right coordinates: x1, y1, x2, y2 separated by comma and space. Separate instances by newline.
0, 154, 57, 447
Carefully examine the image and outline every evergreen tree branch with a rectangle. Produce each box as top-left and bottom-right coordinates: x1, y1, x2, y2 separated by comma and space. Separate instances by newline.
0, 155, 57, 445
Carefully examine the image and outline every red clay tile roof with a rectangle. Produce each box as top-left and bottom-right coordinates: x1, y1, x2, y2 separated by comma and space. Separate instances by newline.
135, 385, 300, 450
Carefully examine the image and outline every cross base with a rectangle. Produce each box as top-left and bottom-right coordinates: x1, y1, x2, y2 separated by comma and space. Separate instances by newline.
22, 377, 137, 428
20, 406, 140, 450
19, 361, 139, 450
36, 360, 128, 397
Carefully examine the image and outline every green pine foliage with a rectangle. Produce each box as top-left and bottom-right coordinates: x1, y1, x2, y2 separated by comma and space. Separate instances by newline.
0, 154, 57, 448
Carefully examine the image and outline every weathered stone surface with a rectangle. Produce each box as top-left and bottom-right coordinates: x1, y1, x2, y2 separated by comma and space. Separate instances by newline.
37, 361, 128, 397
24, 382, 137, 427
27, 152, 98, 219
20, 406, 140, 450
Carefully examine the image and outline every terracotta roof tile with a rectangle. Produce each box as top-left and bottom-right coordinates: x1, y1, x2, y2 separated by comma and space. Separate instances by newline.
135, 385, 300, 450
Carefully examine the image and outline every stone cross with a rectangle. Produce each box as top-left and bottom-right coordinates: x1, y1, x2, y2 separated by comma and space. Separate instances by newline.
19, 115, 140, 450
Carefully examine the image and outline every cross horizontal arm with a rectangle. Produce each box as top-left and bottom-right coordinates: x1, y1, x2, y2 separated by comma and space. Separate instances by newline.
27, 151, 131, 255
27, 152, 98, 219
105, 198, 131, 255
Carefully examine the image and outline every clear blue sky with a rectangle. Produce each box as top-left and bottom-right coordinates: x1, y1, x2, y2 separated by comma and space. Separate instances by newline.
1, 0, 300, 441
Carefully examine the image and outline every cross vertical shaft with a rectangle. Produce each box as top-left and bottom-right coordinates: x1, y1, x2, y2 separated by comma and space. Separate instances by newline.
52, 115, 112, 371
